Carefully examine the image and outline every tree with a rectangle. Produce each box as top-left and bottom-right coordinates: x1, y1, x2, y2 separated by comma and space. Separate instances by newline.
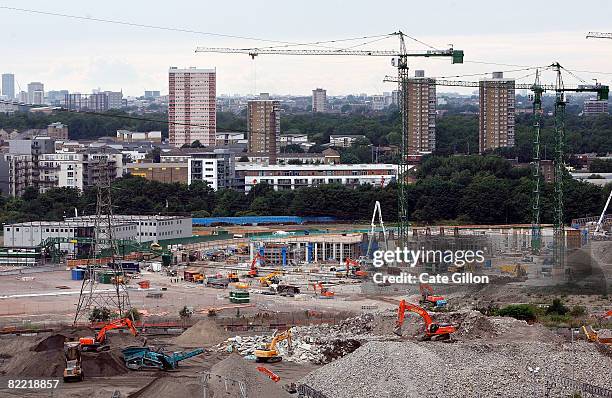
287, 159, 303, 165
179, 306, 192, 319
89, 307, 112, 322
124, 307, 142, 321
546, 298, 569, 315
283, 144, 305, 153
590, 158, 612, 173
191, 140, 204, 148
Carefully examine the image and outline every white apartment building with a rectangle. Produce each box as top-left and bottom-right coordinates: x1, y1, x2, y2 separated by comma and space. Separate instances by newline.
116, 130, 162, 142
169, 67, 216, 147
236, 163, 399, 192
186, 149, 235, 189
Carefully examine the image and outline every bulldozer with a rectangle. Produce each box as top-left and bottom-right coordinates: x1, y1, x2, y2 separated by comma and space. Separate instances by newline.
255, 329, 293, 363
63, 341, 84, 382
394, 300, 457, 341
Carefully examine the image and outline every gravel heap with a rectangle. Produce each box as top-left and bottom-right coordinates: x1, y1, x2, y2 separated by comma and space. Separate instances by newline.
300, 340, 612, 398
217, 313, 397, 364
173, 319, 230, 347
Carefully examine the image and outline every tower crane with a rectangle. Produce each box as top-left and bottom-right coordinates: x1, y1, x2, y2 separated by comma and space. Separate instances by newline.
586, 32, 612, 40
385, 64, 609, 270
196, 32, 464, 244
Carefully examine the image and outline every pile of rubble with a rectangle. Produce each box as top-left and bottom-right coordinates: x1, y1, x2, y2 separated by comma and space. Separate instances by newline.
300, 340, 612, 398
216, 313, 397, 364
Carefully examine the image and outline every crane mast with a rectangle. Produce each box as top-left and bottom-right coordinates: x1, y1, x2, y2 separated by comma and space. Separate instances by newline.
196, 32, 464, 245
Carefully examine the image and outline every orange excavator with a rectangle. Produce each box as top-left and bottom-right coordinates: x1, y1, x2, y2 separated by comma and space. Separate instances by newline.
79, 318, 139, 352
312, 281, 334, 298
344, 258, 368, 279
394, 300, 456, 341
419, 283, 447, 308
248, 253, 265, 277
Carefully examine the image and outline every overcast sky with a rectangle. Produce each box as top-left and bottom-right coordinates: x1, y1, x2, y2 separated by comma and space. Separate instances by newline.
2, 0, 612, 96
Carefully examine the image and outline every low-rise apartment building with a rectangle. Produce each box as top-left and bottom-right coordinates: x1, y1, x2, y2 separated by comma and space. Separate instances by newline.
236, 163, 399, 192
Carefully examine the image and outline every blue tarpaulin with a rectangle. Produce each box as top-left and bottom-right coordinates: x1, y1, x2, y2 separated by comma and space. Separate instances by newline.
192, 216, 336, 226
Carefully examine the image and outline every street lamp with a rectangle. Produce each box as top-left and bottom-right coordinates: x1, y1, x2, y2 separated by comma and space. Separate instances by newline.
528, 366, 540, 397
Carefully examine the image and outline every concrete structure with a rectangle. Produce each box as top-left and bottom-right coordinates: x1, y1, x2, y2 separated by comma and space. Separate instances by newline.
116, 130, 162, 142
371, 95, 385, 111
252, 233, 364, 266
65, 215, 192, 244
2, 73, 15, 99
104, 91, 123, 109
187, 149, 235, 189
64, 93, 109, 112
241, 149, 340, 166
47, 122, 69, 139
5, 137, 56, 196
247, 100, 280, 164
27, 82, 44, 105
407, 70, 436, 155
3, 215, 192, 252
168, 67, 216, 147
127, 162, 188, 184
145, 90, 161, 98
329, 134, 368, 148
479, 72, 515, 153
583, 99, 608, 116
237, 162, 399, 192
312, 88, 327, 113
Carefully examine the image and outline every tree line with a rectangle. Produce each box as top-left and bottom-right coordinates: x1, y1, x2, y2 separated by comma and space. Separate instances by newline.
1, 155, 608, 227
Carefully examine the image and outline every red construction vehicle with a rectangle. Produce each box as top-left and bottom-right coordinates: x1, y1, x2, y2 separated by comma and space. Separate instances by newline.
394, 299, 456, 340
257, 366, 281, 382
344, 258, 368, 279
248, 253, 265, 277
79, 318, 138, 352
419, 283, 447, 308
312, 282, 334, 298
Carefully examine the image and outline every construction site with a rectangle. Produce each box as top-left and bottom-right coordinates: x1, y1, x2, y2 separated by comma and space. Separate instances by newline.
0, 12, 612, 398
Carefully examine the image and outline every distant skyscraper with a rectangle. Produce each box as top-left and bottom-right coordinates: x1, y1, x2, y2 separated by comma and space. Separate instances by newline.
27, 82, 44, 105
144, 90, 161, 98
2, 74, 15, 99
104, 91, 123, 109
583, 99, 608, 116
168, 67, 216, 147
247, 100, 280, 165
407, 70, 436, 154
17, 91, 28, 103
479, 72, 515, 153
312, 88, 327, 112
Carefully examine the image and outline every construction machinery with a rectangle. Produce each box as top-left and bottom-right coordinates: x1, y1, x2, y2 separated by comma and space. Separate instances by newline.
79, 317, 138, 352
122, 346, 205, 370
63, 341, 84, 382
586, 32, 612, 40
500, 264, 528, 280
259, 271, 283, 287
227, 272, 240, 282
312, 281, 334, 298
196, 33, 464, 245
394, 300, 456, 340
255, 329, 293, 363
344, 258, 368, 279
593, 190, 612, 239
365, 200, 388, 258
257, 366, 280, 382
582, 325, 612, 345
203, 304, 254, 316
418, 283, 447, 308
248, 253, 265, 277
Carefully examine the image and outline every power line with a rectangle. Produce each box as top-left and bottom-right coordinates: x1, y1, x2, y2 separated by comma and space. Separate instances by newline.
0, 6, 309, 46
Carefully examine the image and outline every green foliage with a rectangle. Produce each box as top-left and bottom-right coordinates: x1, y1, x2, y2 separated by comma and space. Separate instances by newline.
496, 304, 538, 322
569, 305, 587, 317
89, 307, 112, 322
546, 298, 569, 315
283, 144, 305, 153
124, 307, 142, 321
590, 158, 612, 173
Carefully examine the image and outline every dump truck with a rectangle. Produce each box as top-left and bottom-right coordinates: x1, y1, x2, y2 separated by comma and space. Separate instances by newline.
63, 342, 84, 382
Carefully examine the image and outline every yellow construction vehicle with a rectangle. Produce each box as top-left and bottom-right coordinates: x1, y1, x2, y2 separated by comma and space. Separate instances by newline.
259, 271, 283, 287
500, 264, 527, 279
63, 341, 83, 382
255, 329, 293, 363
582, 325, 612, 345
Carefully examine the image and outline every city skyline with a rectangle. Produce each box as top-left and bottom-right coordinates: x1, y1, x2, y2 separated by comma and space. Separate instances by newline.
1, 1, 611, 97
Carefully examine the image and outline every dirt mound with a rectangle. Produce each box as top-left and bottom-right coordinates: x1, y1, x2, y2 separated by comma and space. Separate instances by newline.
128, 375, 202, 398
31, 334, 67, 352
82, 350, 129, 377
210, 354, 291, 398
173, 319, 230, 347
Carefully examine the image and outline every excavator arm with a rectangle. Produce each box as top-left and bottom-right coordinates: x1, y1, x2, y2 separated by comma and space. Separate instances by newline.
95, 318, 138, 344
394, 300, 455, 339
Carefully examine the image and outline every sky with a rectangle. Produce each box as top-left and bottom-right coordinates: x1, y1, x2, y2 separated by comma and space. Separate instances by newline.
1, 0, 612, 97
